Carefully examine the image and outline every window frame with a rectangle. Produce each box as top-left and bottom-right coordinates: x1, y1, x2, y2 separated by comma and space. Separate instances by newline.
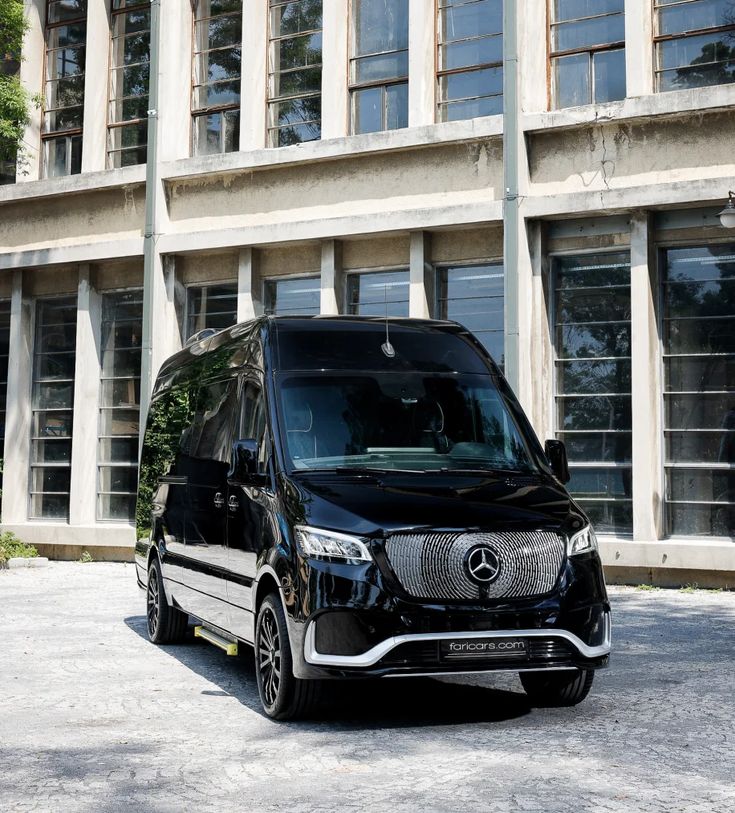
267, 0, 324, 148
191, 0, 243, 156
549, 247, 634, 536
657, 238, 735, 540
653, 0, 735, 93
107, 0, 151, 169
436, 0, 504, 123
547, 0, 626, 110
263, 273, 322, 315
348, 0, 409, 134
344, 267, 411, 315
42, 0, 87, 178
184, 281, 238, 340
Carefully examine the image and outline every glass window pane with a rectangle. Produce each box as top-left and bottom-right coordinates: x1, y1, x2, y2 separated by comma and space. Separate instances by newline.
554, 0, 624, 24
553, 13, 625, 51
554, 252, 631, 533
440, 1, 502, 42
593, 47, 626, 102
440, 94, 503, 121
440, 65, 503, 102
271, 0, 323, 37
554, 52, 591, 108
186, 284, 238, 339
195, 14, 242, 51
352, 86, 383, 134
354, 0, 409, 56
48, 0, 87, 24
265, 277, 321, 315
441, 35, 503, 72
386, 82, 408, 129
97, 494, 137, 521
347, 270, 410, 315
353, 50, 408, 83
658, 32, 735, 91
194, 46, 242, 85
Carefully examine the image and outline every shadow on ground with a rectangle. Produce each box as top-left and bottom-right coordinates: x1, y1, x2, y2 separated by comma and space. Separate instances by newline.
124, 614, 532, 728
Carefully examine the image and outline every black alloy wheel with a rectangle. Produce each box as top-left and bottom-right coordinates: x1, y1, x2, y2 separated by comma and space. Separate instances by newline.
255, 593, 324, 720
146, 557, 188, 645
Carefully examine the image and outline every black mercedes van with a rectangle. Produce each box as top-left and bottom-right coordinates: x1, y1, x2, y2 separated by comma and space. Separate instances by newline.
135, 316, 610, 719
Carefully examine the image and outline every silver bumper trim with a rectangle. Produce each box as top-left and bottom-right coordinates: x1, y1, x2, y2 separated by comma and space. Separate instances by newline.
304, 611, 611, 668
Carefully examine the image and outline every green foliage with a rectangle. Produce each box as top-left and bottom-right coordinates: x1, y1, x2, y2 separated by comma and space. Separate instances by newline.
0, 0, 38, 170
635, 583, 661, 591
79, 550, 93, 563
0, 531, 38, 564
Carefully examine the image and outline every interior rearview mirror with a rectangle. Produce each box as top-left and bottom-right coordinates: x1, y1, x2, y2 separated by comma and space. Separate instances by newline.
544, 439, 570, 484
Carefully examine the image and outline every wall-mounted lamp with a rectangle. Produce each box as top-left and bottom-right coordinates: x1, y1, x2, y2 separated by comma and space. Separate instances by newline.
718, 191, 735, 228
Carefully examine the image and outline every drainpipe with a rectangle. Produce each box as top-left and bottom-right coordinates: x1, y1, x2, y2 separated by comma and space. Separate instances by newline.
502, 0, 520, 394
140, 0, 161, 452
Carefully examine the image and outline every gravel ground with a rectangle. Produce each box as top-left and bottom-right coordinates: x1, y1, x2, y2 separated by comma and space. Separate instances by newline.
1, 562, 734, 813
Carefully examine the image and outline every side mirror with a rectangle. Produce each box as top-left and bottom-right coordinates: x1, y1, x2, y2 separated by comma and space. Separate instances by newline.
230, 438, 264, 484
544, 439, 570, 484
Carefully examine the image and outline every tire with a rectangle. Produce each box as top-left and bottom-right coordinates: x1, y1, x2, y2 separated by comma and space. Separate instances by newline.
255, 593, 323, 720
520, 668, 595, 707
147, 557, 188, 645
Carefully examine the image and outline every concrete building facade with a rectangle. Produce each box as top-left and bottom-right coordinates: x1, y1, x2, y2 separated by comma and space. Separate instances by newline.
1, 0, 734, 584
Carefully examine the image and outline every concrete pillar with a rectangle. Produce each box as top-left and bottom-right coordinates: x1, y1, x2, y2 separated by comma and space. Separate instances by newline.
625, 0, 654, 98
510, 216, 535, 415
81, 0, 110, 173
237, 248, 263, 321
69, 266, 101, 526
528, 221, 552, 440
2, 271, 32, 524
321, 0, 349, 139
320, 239, 343, 314
16, 0, 45, 182
241, 0, 268, 150
157, 0, 193, 161
409, 231, 432, 318
630, 212, 663, 541
408, 0, 435, 127
518, 0, 549, 113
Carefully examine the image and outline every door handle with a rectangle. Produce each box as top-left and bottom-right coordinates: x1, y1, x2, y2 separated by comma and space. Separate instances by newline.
214, 492, 225, 509
228, 495, 240, 512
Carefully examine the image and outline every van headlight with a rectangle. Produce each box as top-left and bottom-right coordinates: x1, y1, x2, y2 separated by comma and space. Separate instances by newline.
294, 526, 372, 562
567, 524, 598, 556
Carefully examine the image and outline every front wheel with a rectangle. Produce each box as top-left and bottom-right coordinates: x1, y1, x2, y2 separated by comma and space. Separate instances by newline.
520, 668, 595, 707
255, 593, 323, 720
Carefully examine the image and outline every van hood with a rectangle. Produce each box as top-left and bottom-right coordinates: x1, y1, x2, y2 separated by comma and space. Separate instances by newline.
283, 471, 581, 536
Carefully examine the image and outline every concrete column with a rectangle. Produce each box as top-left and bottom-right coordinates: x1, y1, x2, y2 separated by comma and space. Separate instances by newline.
163, 256, 185, 352
69, 266, 101, 526
81, 0, 110, 173
237, 248, 263, 321
2, 271, 32, 524
16, 0, 45, 182
408, 0, 435, 127
321, 0, 349, 139
241, 0, 268, 150
157, 0, 193, 161
630, 212, 663, 541
518, 0, 549, 113
528, 221, 553, 440
625, 0, 654, 98
409, 231, 432, 318
320, 239, 343, 314
510, 216, 535, 416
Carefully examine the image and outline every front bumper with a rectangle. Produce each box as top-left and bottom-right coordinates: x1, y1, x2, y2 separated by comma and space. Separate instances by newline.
302, 611, 611, 677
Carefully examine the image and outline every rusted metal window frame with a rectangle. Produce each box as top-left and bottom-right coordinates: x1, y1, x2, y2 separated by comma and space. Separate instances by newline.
107, 0, 151, 168
547, 1, 625, 109
42, 0, 87, 177
191, 0, 243, 156
267, 0, 323, 148
436, 0, 504, 122
653, 0, 735, 92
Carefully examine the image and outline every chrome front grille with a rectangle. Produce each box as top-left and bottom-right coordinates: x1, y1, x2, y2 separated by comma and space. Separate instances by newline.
383, 530, 566, 601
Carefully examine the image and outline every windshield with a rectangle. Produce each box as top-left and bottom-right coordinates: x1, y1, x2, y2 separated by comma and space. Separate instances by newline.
276, 373, 539, 474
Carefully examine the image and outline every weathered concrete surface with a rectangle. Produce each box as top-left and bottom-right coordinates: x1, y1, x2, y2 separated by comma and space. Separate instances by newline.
1, 563, 734, 813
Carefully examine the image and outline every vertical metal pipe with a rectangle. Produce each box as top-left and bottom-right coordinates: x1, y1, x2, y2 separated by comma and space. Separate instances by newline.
502, 0, 520, 393
140, 0, 161, 452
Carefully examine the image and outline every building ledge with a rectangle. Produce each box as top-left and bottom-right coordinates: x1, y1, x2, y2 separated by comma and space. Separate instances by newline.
522, 84, 735, 133
160, 116, 504, 183
0, 164, 146, 205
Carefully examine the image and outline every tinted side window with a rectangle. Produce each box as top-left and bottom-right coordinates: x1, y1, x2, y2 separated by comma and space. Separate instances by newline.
189, 378, 240, 463
239, 381, 268, 472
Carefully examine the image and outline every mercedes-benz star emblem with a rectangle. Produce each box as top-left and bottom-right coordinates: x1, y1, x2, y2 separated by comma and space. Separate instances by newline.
465, 545, 501, 585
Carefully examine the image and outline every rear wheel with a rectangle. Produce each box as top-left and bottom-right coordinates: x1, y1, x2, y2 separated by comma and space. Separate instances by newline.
520, 668, 595, 707
255, 593, 323, 720
147, 558, 188, 644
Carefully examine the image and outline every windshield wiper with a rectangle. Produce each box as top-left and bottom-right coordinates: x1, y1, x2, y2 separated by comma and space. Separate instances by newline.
334, 466, 427, 475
